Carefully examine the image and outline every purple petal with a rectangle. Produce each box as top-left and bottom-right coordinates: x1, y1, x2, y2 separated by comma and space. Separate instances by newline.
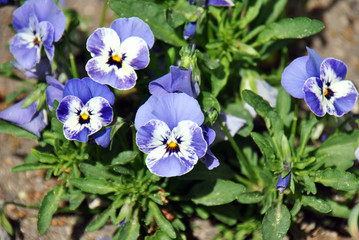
86, 28, 121, 57
306, 47, 325, 78
10, 32, 41, 70
320, 58, 347, 83
146, 154, 194, 177
19, 110, 47, 137
64, 126, 89, 142
330, 80, 358, 116
202, 149, 220, 170
303, 77, 326, 117
56, 95, 83, 123
149, 66, 197, 98
13, 57, 51, 79
83, 77, 115, 105
0, 99, 37, 124
39, 21, 55, 61
136, 120, 171, 154
281, 56, 310, 99
121, 36, 150, 69
93, 127, 112, 148
276, 172, 291, 194
201, 125, 216, 145
86, 57, 137, 90
207, 0, 234, 6
110, 17, 154, 49
134, 93, 204, 130
183, 21, 197, 40
86, 97, 113, 126
63, 78, 92, 103
46, 77, 64, 111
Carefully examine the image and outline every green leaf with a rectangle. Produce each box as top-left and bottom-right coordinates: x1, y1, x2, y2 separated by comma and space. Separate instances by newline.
69, 190, 86, 211
111, 151, 139, 165
262, 204, 291, 240
326, 199, 350, 218
237, 191, 264, 204
86, 208, 113, 232
116, 209, 140, 240
109, 0, 186, 47
200, 91, 221, 125
210, 57, 230, 97
190, 179, 246, 206
0, 209, 13, 235
275, 87, 292, 127
242, 90, 283, 133
302, 175, 317, 195
211, 204, 240, 226
239, 0, 262, 28
0, 119, 38, 139
297, 117, 319, 157
315, 130, 358, 170
69, 178, 117, 195
348, 202, 359, 240
251, 132, 275, 161
31, 149, 58, 163
12, 163, 53, 172
315, 169, 359, 191
38, 185, 64, 234
80, 162, 121, 181
302, 196, 331, 213
148, 201, 176, 239
256, 17, 325, 45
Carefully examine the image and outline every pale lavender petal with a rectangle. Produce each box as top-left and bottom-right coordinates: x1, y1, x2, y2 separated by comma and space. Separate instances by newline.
86, 57, 137, 90
136, 120, 171, 154
281, 56, 310, 99
13, 57, 51, 80
64, 126, 89, 142
207, 0, 234, 6
86, 97, 113, 126
306, 47, 325, 77
146, 154, 193, 177
202, 149, 220, 170
63, 78, 92, 104
148, 73, 172, 96
303, 77, 325, 117
0, 99, 37, 125
56, 95, 83, 123
86, 28, 121, 57
46, 76, 64, 111
39, 21, 55, 61
121, 36, 149, 70
134, 93, 204, 130
256, 79, 278, 108
19, 110, 47, 137
201, 125, 216, 145
110, 17, 154, 49
83, 77, 115, 105
330, 80, 358, 116
94, 127, 112, 148
320, 58, 347, 83
10, 32, 40, 70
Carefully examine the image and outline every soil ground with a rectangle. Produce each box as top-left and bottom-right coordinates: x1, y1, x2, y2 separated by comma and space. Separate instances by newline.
0, 0, 359, 239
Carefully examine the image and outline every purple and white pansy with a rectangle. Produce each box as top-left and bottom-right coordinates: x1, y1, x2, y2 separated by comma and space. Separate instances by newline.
281, 47, 358, 117
85, 17, 154, 90
10, 0, 66, 70
56, 77, 114, 146
135, 93, 208, 177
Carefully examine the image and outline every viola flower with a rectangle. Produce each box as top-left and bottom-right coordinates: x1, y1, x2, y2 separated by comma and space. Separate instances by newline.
86, 17, 154, 90
276, 172, 291, 194
149, 66, 199, 98
201, 125, 219, 170
46, 76, 64, 111
13, 57, 51, 80
0, 99, 47, 137
212, 113, 246, 143
184, 21, 197, 40
135, 93, 208, 177
56, 77, 114, 146
281, 47, 358, 117
10, 0, 66, 69
207, 0, 234, 6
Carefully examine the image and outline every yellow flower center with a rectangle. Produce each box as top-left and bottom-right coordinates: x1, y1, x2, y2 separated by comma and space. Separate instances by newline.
166, 141, 179, 153
112, 54, 122, 62
80, 112, 89, 121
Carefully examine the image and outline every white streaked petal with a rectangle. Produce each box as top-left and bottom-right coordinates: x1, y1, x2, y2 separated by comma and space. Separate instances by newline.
121, 36, 150, 69
87, 28, 122, 57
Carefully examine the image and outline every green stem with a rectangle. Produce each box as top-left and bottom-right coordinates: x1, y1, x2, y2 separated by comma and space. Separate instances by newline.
234, 174, 253, 186
290, 99, 299, 139
4, 201, 39, 209
334, 115, 354, 135
100, 0, 109, 27
65, 32, 79, 78
218, 120, 257, 181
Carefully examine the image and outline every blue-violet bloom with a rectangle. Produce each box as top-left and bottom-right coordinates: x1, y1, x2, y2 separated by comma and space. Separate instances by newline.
135, 93, 208, 177
149, 66, 199, 98
0, 0, 8, 4
201, 125, 219, 170
86, 17, 154, 90
184, 21, 197, 40
0, 99, 47, 137
10, 0, 66, 69
213, 112, 246, 143
207, 0, 234, 6
56, 77, 114, 146
276, 172, 291, 194
282, 47, 358, 117
46, 76, 64, 111
13, 57, 51, 80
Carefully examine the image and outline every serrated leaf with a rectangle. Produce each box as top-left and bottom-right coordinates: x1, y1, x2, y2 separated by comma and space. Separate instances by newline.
302, 196, 331, 213
31, 149, 58, 163
256, 17, 325, 45
109, 0, 186, 47
69, 178, 117, 195
262, 204, 291, 240
302, 175, 317, 194
0, 119, 38, 139
38, 185, 64, 234
148, 201, 176, 239
315, 131, 358, 170
315, 169, 359, 191
111, 151, 139, 165
190, 179, 246, 206
237, 191, 264, 204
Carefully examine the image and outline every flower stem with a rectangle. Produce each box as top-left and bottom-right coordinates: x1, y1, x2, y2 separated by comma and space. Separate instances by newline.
218, 120, 257, 181
334, 115, 354, 135
291, 99, 298, 137
100, 0, 109, 28
65, 32, 79, 79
